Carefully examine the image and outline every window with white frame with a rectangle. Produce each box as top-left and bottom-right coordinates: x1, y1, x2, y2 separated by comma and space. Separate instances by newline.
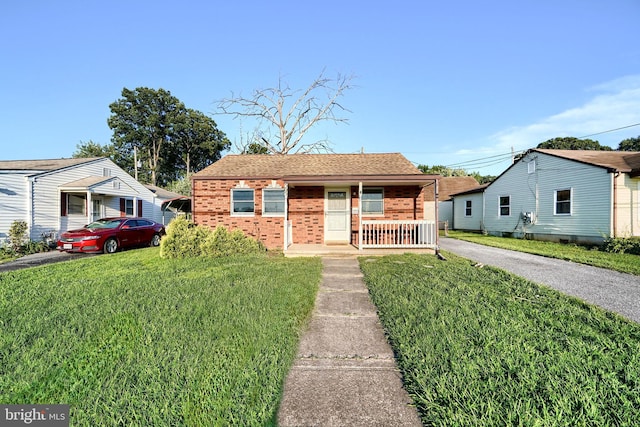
499, 196, 511, 217
554, 189, 572, 215
67, 194, 87, 215
263, 188, 285, 215
124, 199, 134, 216
361, 188, 384, 215
231, 188, 255, 215
528, 160, 536, 174
465, 200, 472, 217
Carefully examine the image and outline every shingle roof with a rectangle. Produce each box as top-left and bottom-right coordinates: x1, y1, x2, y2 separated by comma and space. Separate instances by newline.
535, 149, 640, 173
0, 158, 102, 171
194, 153, 426, 178
438, 176, 480, 201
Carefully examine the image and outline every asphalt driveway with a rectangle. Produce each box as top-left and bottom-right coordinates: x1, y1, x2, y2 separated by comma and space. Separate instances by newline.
0, 251, 94, 273
439, 237, 640, 324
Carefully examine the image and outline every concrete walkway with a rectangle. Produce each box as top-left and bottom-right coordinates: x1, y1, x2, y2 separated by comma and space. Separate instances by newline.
277, 257, 422, 427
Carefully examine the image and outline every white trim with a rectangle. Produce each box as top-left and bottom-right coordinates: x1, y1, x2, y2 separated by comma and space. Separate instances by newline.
553, 188, 572, 216
230, 188, 255, 217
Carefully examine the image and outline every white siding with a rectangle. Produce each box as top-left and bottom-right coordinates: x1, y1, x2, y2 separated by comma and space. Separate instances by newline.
484, 152, 612, 242
0, 173, 30, 241
452, 192, 484, 231
615, 174, 640, 237
0, 158, 165, 241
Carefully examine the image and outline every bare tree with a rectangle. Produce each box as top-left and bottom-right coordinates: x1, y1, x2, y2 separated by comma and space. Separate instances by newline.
217, 70, 356, 154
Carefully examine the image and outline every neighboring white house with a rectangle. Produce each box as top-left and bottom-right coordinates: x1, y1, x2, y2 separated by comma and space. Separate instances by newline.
0, 157, 170, 243
450, 184, 487, 232
451, 149, 640, 244
434, 176, 481, 230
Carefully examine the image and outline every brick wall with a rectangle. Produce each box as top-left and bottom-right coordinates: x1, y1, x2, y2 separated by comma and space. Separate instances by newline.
192, 178, 286, 248
193, 179, 431, 249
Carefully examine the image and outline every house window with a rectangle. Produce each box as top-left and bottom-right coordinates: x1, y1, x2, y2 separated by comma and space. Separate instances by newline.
231, 189, 255, 215
361, 188, 384, 215
465, 200, 472, 217
67, 194, 86, 215
528, 160, 536, 174
120, 198, 134, 216
263, 188, 285, 215
554, 189, 572, 215
499, 196, 511, 217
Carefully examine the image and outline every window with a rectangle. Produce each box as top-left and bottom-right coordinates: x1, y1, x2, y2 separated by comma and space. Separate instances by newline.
465, 200, 472, 217
67, 194, 86, 215
232, 189, 254, 215
361, 188, 383, 215
528, 160, 536, 174
124, 199, 134, 216
499, 196, 510, 217
263, 188, 285, 215
554, 189, 572, 215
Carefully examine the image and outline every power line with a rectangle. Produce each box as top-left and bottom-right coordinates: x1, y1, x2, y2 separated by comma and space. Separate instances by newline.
578, 122, 640, 139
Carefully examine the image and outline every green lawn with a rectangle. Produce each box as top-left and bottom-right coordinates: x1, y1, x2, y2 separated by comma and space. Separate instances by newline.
448, 231, 640, 275
0, 248, 321, 426
360, 253, 640, 426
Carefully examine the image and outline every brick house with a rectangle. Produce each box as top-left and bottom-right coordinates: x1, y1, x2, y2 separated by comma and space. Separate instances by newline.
191, 153, 440, 252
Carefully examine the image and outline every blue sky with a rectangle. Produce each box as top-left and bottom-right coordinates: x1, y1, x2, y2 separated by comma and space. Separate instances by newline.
2, 0, 639, 176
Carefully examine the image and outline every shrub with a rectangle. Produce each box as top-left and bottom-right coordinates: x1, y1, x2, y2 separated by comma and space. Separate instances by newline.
601, 237, 640, 255
8, 220, 28, 253
160, 217, 264, 259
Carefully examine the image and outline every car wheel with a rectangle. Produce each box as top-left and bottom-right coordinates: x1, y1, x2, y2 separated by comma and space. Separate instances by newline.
104, 238, 118, 254
150, 233, 161, 247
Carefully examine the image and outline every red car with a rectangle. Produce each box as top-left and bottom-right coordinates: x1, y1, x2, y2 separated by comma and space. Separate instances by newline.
57, 217, 165, 254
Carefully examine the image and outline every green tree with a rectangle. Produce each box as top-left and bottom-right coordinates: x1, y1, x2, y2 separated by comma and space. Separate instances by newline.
108, 87, 229, 186
617, 136, 640, 151
536, 137, 612, 150
418, 164, 495, 184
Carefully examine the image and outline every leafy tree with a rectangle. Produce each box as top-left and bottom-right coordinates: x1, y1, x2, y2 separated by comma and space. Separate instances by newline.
418, 164, 495, 184
536, 137, 612, 150
617, 136, 640, 151
217, 70, 355, 154
108, 87, 229, 186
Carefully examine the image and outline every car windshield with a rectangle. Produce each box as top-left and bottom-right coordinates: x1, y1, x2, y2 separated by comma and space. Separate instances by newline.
85, 219, 124, 230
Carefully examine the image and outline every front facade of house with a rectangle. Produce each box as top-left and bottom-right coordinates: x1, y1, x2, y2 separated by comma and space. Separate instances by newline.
452, 149, 640, 244
0, 157, 166, 242
192, 153, 439, 251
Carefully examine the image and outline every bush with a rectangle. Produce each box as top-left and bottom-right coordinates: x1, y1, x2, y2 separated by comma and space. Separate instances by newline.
8, 220, 28, 253
601, 237, 640, 255
160, 217, 265, 259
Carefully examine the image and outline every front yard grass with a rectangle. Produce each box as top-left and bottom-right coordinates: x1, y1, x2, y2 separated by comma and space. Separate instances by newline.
360, 253, 640, 426
0, 248, 321, 426
449, 231, 640, 275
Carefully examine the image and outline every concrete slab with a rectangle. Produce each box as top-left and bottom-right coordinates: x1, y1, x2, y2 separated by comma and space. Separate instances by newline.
315, 290, 378, 316
277, 367, 422, 427
297, 316, 394, 359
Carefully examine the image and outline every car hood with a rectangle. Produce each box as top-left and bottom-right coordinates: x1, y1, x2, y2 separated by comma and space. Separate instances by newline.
61, 227, 112, 237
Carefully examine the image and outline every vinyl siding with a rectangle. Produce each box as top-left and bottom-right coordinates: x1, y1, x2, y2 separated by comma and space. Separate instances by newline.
0, 158, 164, 241
0, 173, 29, 240
484, 152, 612, 241
615, 174, 640, 237
452, 193, 484, 231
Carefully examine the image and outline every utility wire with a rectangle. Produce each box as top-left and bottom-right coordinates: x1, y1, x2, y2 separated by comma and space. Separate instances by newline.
578, 122, 640, 138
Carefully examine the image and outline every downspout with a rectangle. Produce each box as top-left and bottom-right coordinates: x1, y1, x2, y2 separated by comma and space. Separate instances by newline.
27, 176, 35, 240
358, 182, 363, 252
612, 172, 619, 238
434, 179, 439, 249
284, 183, 289, 251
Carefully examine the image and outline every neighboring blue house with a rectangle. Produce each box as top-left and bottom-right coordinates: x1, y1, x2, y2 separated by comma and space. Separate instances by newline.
451, 149, 640, 244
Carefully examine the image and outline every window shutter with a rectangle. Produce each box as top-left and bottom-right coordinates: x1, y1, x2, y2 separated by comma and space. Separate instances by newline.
120, 198, 126, 217
137, 200, 143, 217
60, 193, 67, 217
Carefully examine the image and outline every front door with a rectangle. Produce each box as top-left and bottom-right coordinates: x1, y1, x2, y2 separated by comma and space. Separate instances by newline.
91, 198, 103, 222
324, 188, 351, 244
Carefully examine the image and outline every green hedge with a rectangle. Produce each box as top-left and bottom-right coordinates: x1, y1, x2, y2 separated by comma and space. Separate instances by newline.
160, 217, 265, 259
601, 237, 640, 255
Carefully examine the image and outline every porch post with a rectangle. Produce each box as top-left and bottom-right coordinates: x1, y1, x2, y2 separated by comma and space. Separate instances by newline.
284, 183, 289, 251
358, 181, 363, 252
87, 191, 93, 223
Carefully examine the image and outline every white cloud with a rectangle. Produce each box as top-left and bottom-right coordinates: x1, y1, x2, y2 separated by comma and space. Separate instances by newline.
483, 74, 640, 153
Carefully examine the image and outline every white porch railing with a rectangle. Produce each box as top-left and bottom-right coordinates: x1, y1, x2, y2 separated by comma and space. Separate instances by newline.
361, 220, 437, 249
